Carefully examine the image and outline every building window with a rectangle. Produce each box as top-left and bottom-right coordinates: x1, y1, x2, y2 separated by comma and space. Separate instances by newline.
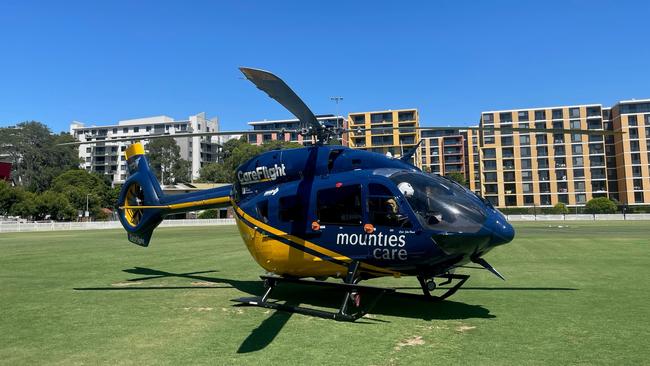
134, 127, 139, 133
370, 113, 392, 124
628, 115, 638, 126
524, 195, 534, 205
501, 136, 513, 146
112, 128, 117, 134
572, 145, 583, 154
398, 111, 415, 122
569, 107, 580, 118
552, 109, 564, 120
123, 128, 128, 133
635, 192, 644, 203
520, 135, 530, 145
484, 160, 497, 170
534, 110, 546, 121
518, 111, 529, 122
483, 148, 496, 159
574, 181, 586, 192
522, 171, 533, 181
483, 113, 493, 122
499, 112, 513, 123
586, 106, 601, 117
572, 157, 584, 167
520, 147, 531, 157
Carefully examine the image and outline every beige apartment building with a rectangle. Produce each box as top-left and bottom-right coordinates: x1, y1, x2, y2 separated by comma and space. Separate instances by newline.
477, 104, 609, 208
475, 100, 650, 207
347, 108, 420, 167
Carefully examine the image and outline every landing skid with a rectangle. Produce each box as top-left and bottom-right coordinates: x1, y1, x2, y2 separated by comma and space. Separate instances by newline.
415, 273, 470, 301
233, 262, 471, 322
234, 275, 395, 321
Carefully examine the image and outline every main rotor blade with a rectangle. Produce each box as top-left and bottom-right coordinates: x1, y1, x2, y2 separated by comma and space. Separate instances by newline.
239, 67, 321, 132
57, 129, 297, 146
347, 126, 623, 136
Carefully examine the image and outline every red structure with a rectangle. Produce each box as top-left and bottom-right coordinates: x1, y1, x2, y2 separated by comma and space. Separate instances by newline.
0, 162, 11, 181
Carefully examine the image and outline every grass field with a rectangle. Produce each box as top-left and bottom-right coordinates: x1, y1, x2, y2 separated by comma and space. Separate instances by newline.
1, 221, 649, 365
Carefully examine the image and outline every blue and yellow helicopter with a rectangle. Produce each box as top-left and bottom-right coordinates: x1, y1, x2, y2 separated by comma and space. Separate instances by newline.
96, 68, 616, 321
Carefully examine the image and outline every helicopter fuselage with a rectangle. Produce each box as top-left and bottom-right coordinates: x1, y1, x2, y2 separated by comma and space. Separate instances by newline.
231, 145, 514, 279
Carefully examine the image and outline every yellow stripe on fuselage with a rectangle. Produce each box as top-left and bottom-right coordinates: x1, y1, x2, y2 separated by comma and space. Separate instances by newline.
232, 203, 400, 278
119, 196, 230, 210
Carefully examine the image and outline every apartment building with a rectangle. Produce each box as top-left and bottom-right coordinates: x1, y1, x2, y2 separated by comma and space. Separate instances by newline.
247, 115, 347, 146
609, 99, 650, 205
70, 113, 222, 184
347, 108, 420, 167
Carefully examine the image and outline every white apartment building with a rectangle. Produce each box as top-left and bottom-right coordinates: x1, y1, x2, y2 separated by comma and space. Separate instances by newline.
70, 112, 224, 184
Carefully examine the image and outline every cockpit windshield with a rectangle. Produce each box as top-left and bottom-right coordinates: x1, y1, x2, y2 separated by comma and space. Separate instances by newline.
389, 171, 487, 233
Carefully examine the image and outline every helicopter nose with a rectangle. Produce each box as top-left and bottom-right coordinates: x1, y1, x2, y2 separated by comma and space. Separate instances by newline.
487, 211, 515, 246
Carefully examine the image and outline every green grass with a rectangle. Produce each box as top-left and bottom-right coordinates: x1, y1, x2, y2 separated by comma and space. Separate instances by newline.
1, 221, 649, 365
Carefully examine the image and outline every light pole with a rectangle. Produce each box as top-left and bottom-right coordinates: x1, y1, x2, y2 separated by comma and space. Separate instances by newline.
330, 96, 344, 143
86, 193, 91, 222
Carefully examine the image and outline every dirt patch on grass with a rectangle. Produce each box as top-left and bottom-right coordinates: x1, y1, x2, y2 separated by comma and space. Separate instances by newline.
394, 336, 425, 351
191, 281, 218, 287
111, 281, 145, 287
456, 325, 476, 333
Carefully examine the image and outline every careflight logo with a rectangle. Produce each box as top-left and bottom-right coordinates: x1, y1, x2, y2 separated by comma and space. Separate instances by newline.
238, 164, 287, 185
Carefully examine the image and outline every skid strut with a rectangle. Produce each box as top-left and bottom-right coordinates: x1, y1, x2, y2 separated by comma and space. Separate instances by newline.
416, 273, 470, 301
234, 261, 395, 322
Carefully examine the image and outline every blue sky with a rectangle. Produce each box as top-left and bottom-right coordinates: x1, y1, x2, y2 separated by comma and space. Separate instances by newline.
1, 0, 648, 132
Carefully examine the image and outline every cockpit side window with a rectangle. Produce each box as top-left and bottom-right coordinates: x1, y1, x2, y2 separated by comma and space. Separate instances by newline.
389, 172, 487, 233
368, 183, 412, 228
317, 185, 363, 225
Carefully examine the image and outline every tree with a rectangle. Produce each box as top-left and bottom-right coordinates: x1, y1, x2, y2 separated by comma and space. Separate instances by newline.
10, 191, 38, 219
51, 170, 111, 216
445, 172, 467, 186
0, 122, 78, 192
0, 181, 22, 215
199, 137, 301, 183
34, 191, 76, 220
585, 197, 617, 214
146, 137, 188, 185
551, 202, 569, 214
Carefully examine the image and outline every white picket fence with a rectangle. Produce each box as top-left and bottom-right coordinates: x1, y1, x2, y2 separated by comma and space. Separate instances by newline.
1, 214, 648, 233
505, 213, 650, 221
0, 219, 236, 233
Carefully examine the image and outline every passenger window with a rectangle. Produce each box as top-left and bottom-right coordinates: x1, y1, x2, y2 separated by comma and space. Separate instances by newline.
256, 200, 269, 223
317, 185, 362, 225
279, 195, 302, 222
368, 183, 412, 228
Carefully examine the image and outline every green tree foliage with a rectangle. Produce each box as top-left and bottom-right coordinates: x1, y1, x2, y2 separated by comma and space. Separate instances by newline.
9, 191, 38, 218
0, 122, 79, 192
50, 170, 112, 215
199, 137, 301, 183
445, 172, 467, 186
585, 197, 617, 214
551, 202, 569, 214
146, 137, 188, 185
0, 181, 23, 215
34, 191, 76, 220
